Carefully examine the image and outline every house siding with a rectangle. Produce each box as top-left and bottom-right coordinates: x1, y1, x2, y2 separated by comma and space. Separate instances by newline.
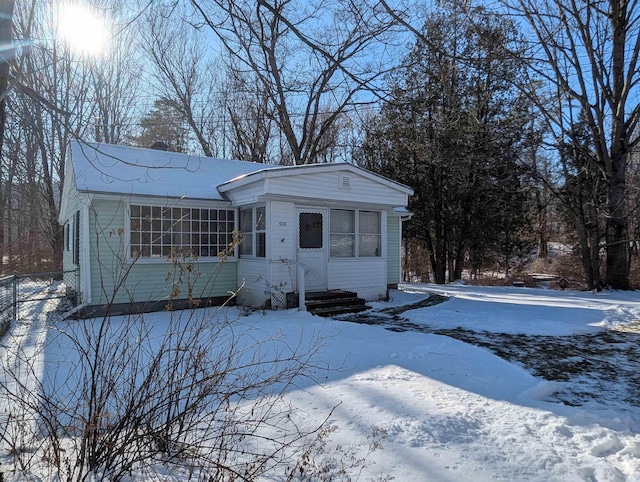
270, 201, 295, 262
236, 259, 269, 307
61, 173, 82, 273
88, 199, 238, 307
387, 215, 400, 286
269, 201, 296, 307
269, 171, 406, 207
327, 258, 387, 301
236, 201, 296, 308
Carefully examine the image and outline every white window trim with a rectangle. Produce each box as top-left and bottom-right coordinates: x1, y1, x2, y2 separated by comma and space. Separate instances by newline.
329, 209, 383, 259
239, 205, 267, 259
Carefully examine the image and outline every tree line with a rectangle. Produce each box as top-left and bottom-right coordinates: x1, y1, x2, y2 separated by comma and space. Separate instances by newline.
0, 0, 638, 290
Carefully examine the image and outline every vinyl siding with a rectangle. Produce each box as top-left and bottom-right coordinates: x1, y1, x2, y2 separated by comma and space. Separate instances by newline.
327, 258, 387, 301
270, 201, 295, 262
236, 258, 270, 306
223, 169, 409, 208
387, 215, 400, 285
269, 171, 407, 207
61, 172, 82, 272
88, 199, 238, 306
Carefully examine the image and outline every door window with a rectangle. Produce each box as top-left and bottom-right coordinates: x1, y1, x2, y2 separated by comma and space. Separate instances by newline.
299, 212, 323, 249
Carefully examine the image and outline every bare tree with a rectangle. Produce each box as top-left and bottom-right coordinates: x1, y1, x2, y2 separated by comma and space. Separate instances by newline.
0, 0, 17, 273
4, 1, 97, 270
190, 0, 399, 165
90, 1, 144, 144
501, 0, 640, 289
0, 0, 16, 158
223, 61, 277, 162
141, 3, 223, 157
1, 1, 147, 271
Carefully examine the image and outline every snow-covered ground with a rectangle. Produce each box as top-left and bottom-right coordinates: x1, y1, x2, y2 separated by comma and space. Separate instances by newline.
2, 283, 640, 481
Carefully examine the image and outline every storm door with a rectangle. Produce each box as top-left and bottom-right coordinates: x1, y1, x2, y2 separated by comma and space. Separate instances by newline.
296, 209, 327, 291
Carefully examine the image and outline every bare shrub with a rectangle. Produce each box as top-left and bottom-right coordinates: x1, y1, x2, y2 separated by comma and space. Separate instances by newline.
547, 254, 590, 289
42, 308, 330, 480
0, 254, 384, 480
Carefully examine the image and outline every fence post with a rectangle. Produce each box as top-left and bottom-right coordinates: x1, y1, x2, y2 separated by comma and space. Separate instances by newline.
298, 264, 306, 312
76, 266, 81, 304
12, 271, 18, 322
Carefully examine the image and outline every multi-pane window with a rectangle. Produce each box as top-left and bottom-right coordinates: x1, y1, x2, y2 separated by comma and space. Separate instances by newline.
129, 205, 235, 259
329, 210, 354, 257
330, 209, 380, 258
359, 211, 381, 257
239, 206, 266, 257
239, 209, 253, 256
255, 206, 266, 257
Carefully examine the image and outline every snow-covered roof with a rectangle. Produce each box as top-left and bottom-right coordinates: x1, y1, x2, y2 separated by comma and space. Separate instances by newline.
69, 141, 275, 201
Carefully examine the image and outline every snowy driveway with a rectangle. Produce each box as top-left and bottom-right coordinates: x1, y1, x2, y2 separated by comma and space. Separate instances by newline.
339, 289, 640, 417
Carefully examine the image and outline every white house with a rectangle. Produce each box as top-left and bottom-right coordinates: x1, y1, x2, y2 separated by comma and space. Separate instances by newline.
59, 141, 413, 317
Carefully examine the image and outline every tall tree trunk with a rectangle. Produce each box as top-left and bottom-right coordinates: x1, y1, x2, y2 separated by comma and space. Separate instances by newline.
605, 153, 630, 288
453, 244, 465, 281
604, 0, 631, 289
576, 223, 596, 290
590, 226, 602, 290
425, 231, 446, 284
0, 0, 15, 273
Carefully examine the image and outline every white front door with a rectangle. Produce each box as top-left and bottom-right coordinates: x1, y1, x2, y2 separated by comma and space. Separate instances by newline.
296, 208, 327, 292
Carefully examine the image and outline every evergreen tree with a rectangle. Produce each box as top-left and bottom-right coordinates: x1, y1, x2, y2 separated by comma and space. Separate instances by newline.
129, 98, 190, 153
358, 0, 532, 282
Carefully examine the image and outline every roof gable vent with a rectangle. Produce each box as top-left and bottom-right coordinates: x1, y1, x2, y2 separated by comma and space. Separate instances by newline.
339, 174, 351, 191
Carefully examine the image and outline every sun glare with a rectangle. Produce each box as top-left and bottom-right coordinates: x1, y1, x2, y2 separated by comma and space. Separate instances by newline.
56, 3, 110, 56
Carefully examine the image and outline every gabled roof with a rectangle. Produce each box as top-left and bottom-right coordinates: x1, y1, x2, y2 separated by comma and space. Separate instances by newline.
66, 141, 413, 207
218, 162, 414, 195
69, 140, 275, 200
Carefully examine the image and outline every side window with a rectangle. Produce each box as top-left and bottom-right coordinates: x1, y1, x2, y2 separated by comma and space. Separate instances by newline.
239, 209, 253, 256
73, 210, 80, 265
330, 209, 354, 257
129, 205, 236, 259
239, 206, 266, 258
64, 222, 71, 251
255, 206, 266, 258
359, 211, 381, 257
329, 209, 381, 258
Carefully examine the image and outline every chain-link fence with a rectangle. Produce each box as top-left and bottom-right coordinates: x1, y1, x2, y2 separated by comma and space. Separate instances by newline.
0, 268, 80, 335
0, 274, 16, 337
